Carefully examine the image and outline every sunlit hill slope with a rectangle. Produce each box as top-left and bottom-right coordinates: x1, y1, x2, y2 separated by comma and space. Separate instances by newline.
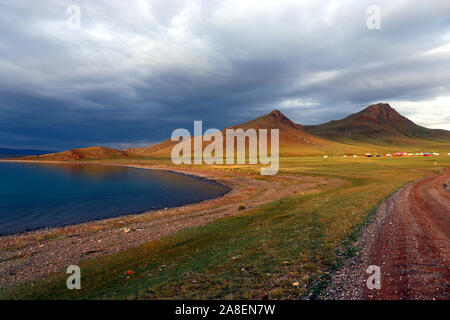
19, 103, 450, 160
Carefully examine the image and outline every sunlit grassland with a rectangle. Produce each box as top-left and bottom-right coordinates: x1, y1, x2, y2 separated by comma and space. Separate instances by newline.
1, 156, 449, 299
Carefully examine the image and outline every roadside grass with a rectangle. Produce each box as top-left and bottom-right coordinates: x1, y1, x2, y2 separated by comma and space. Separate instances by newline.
1, 156, 448, 299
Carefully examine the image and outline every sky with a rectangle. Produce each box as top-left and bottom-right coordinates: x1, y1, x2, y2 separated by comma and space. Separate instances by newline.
0, 0, 449, 151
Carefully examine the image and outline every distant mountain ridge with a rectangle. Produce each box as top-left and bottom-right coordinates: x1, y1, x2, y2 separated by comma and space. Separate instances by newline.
127, 103, 450, 157
18, 103, 450, 160
0, 148, 55, 158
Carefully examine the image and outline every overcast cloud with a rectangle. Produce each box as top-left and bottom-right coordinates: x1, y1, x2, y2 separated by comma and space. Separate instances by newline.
0, 0, 449, 150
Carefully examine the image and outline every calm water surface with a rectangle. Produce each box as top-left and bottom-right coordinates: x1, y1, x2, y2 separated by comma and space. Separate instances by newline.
0, 162, 230, 235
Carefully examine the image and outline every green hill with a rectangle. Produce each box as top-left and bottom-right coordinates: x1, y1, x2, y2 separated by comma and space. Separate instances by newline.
304, 103, 450, 152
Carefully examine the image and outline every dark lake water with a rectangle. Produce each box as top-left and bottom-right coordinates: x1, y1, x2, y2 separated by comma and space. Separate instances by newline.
0, 162, 230, 235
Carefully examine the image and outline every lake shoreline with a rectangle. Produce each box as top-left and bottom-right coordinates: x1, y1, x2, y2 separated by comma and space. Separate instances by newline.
0, 160, 231, 237
0, 159, 330, 288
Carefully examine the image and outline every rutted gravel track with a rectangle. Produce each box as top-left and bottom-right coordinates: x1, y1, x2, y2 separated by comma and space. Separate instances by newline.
367, 167, 450, 299
326, 167, 450, 300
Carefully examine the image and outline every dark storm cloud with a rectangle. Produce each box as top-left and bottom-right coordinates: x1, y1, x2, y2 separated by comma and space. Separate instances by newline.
1, 0, 449, 149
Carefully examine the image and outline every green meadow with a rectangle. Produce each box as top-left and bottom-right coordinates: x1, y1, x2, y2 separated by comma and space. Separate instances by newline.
1, 156, 449, 299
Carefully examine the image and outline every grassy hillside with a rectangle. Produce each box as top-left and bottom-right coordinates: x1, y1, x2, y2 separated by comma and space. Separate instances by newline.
304, 103, 450, 152
127, 110, 386, 158
21, 147, 131, 161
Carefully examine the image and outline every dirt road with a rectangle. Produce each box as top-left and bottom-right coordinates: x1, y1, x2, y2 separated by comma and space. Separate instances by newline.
326, 167, 450, 300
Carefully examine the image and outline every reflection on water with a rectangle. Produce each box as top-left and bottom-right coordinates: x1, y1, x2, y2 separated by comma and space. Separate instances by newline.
0, 163, 230, 235
29, 163, 132, 180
